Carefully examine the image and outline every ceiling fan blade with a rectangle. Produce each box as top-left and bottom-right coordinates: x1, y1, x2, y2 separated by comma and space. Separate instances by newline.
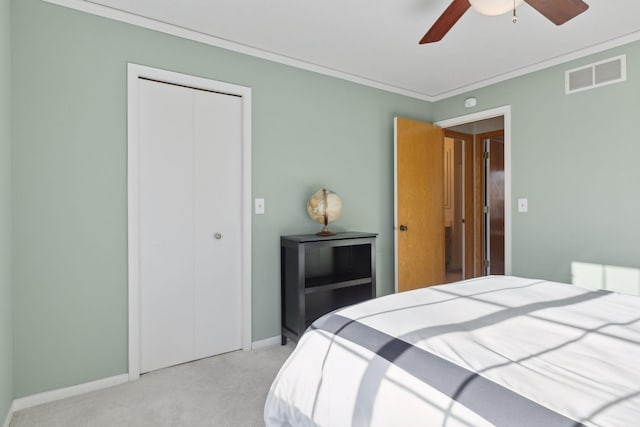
525, 0, 589, 25
420, 0, 471, 44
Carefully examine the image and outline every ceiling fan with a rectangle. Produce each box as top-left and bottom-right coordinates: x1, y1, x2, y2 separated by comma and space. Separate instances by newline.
420, 0, 589, 44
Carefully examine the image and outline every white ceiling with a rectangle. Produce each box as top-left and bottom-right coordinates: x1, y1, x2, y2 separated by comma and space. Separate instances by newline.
84, 0, 640, 100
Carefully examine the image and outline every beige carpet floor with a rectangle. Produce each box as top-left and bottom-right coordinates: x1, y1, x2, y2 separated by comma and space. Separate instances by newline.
10, 343, 294, 427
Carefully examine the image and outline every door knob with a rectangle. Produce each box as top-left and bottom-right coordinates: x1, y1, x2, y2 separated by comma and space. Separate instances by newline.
399, 225, 408, 232
214, 233, 222, 240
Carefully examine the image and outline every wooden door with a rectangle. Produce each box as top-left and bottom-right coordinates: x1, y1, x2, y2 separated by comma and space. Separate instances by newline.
487, 138, 505, 275
474, 137, 484, 276
463, 137, 474, 278
395, 118, 445, 292
138, 79, 242, 373
475, 130, 505, 276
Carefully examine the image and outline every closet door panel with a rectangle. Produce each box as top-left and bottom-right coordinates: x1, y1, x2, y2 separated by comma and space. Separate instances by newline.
139, 79, 195, 373
193, 90, 243, 359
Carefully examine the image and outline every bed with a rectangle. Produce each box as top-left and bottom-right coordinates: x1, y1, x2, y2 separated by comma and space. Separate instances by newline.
264, 276, 640, 426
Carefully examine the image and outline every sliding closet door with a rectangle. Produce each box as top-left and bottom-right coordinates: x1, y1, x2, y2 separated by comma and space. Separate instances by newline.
138, 79, 242, 373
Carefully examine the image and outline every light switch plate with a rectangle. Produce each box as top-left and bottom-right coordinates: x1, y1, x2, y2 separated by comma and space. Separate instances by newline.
517, 198, 528, 213
255, 198, 265, 214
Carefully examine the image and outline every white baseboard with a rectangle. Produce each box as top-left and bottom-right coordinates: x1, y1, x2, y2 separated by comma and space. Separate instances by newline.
2, 401, 15, 427
12, 374, 129, 413
251, 335, 281, 350
4, 340, 282, 422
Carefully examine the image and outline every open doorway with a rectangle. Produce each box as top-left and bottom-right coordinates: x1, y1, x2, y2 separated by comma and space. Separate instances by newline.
442, 132, 467, 283
443, 135, 463, 282
394, 106, 511, 292
443, 117, 505, 281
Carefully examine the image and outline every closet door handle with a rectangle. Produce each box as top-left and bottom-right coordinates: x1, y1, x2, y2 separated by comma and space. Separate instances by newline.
399, 225, 408, 232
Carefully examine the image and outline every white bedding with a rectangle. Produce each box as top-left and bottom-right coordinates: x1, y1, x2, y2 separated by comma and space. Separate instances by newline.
265, 276, 640, 426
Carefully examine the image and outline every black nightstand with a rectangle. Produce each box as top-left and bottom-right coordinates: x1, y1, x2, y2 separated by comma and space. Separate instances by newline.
280, 232, 377, 344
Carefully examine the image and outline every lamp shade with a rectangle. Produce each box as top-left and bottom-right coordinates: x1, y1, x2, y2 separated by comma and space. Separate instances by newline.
469, 0, 524, 16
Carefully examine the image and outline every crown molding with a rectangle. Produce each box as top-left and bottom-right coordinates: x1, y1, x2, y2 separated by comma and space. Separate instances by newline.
42, 0, 640, 103
430, 31, 640, 101
42, 0, 433, 102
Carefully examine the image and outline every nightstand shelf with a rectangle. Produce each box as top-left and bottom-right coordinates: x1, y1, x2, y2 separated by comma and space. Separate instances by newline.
305, 275, 372, 293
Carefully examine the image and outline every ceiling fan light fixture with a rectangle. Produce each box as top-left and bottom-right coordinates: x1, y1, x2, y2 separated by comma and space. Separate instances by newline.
469, 0, 524, 16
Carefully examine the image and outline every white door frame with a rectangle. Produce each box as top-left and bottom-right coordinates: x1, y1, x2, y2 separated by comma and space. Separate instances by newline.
435, 105, 512, 277
127, 63, 252, 380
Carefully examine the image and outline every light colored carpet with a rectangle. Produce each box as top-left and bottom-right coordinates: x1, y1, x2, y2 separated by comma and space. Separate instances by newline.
10, 343, 294, 427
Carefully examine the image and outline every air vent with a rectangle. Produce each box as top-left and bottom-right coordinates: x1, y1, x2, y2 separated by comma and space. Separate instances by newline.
566, 55, 626, 94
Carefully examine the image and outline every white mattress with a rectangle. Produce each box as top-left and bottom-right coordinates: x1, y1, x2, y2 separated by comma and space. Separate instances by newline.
265, 276, 640, 426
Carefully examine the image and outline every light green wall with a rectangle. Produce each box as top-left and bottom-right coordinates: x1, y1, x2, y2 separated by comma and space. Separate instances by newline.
434, 42, 640, 282
11, 0, 432, 397
15, 0, 639, 402
1, 0, 13, 421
